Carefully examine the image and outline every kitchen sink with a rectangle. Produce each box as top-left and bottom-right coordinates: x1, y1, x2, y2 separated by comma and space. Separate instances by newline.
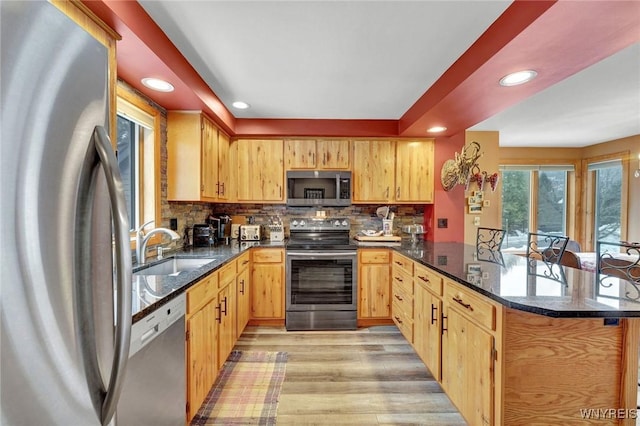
134, 257, 218, 276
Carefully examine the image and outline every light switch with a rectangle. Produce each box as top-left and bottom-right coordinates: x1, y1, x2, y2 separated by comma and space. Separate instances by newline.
473, 216, 480, 226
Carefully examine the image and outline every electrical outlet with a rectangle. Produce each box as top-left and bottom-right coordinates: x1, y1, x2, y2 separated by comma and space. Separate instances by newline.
437, 218, 448, 228
473, 216, 480, 226
170, 218, 178, 231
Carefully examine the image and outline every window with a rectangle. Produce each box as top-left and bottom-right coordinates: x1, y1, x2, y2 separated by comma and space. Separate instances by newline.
500, 165, 573, 250
116, 87, 159, 233
588, 160, 623, 244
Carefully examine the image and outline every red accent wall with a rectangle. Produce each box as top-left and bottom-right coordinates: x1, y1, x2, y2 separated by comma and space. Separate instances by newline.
425, 133, 465, 243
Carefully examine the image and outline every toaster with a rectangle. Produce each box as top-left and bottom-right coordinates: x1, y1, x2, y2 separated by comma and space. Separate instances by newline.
239, 225, 262, 241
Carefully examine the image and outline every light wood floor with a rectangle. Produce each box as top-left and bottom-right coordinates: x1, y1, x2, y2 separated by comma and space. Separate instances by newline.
232, 325, 467, 425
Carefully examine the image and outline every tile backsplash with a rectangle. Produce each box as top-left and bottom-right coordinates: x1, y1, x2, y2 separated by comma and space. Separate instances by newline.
166, 202, 425, 239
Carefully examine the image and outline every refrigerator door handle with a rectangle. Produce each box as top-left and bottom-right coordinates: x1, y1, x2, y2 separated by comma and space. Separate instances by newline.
92, 126, 132, 425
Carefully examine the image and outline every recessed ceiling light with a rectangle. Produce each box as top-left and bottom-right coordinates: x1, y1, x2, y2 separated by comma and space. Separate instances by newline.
499, 70, 538, 87
427, 126, 447, 133
232, 101, 250, 109
141, 77, 174, 92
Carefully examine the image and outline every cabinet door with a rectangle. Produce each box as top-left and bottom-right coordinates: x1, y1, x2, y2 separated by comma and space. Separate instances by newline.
236, 267, 250, 337
251, 262, 284, 319
285, 139, 316, 169
442, 308, 494, 426
217, 131, 230, 200
237, 139, 284, 202
358, 263, 390, 318
352, 140, 394, 202
414, 284, 442, 380
201, 116, 218, 199
395, 140, 434, 203
186, 299, 217, 422
317, 139, 350, 169
218, 282, 236, 370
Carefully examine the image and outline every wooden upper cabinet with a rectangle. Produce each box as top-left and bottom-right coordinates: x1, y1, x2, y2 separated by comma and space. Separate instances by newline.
237, 139, 284, 202
285, 139, 350, 170
217, 131, 230, 200
167, 111, 230, 202
395, 140, 434, 203
352, 140, 395, 202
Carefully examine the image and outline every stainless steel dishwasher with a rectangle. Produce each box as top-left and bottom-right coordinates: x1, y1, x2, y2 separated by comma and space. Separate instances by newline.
117, 293, 186, 425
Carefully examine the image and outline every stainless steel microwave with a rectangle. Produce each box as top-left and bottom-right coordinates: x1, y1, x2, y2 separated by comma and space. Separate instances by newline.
286, 171, 352, 207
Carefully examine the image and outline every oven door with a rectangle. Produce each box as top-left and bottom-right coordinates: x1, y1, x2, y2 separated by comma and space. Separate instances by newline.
286, 250, 357, 312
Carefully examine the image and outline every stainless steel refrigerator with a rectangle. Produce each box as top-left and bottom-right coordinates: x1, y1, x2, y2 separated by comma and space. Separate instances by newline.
1, 2, 132, 425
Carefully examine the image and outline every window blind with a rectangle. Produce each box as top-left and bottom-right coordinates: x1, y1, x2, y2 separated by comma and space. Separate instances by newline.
587, 159, 622, 171
499, 164, 575, 172
117, 97, 153, 130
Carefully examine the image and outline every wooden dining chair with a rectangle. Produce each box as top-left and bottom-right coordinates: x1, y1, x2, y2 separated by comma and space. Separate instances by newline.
559, 249, 581, 269
527, 232, 569, 264
596, 240, 640, 283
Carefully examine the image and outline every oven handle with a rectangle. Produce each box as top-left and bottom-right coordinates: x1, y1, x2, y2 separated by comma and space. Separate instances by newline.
286, 250, 357, 258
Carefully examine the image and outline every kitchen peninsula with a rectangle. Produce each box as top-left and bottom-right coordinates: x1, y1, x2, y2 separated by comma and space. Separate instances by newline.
134, 240, 639, 425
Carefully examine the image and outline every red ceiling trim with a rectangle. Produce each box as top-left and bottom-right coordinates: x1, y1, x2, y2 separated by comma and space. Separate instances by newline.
234, 119, 399, 138
399, 0, 556, 136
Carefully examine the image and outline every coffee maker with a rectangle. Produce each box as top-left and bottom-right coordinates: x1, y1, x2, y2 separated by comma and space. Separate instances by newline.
217, 214, 231, 245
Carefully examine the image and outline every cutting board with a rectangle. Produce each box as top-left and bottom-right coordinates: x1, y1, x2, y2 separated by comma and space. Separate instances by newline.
355, 235, 402, 242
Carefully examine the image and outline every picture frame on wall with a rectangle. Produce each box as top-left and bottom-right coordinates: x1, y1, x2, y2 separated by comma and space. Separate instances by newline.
467, 264, 482, 274
468, 204, 482, 214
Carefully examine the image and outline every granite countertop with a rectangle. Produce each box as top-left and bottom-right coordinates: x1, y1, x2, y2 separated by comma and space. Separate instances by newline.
131, 240, 284, 322
396, 242, 640, 318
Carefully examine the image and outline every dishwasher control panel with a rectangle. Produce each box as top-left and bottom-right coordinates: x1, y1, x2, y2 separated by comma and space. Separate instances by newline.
129, 293, 186, 357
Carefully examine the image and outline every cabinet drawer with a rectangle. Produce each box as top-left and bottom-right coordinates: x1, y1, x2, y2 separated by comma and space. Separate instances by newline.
187, 274, 217, 315
392, 300, 414, 342
392, 252, 413, 276
252, 248, 284, 263
392, 267, 414, 296
359, 249, 390, 264
445, 281, 496, 331
236, 251, 250, 270
392, 280, 413, 318
218, 261, 236, 288
414, 264, 443, 296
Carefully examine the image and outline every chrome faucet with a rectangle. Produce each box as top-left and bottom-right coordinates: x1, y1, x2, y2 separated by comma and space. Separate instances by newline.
136, 220, 181, 265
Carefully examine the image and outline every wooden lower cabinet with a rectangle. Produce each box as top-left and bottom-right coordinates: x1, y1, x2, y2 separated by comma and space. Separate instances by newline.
250, 248, 285, 321
217, 279, 236, 370
358, 249, 391, 321
413, 280, 442, 381
391, 253, 414, 343
236, 252, 251, 338
186, 274, 218, 422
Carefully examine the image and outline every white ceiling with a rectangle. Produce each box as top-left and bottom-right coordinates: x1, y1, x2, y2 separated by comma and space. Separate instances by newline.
139, 1, 640, 148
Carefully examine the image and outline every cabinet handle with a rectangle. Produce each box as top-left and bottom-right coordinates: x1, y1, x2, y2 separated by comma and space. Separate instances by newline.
386, 186, 389, 198
240, 279, 245, 294
220, 182, 225, 195
394, 315, 403, 324
394, 276, 403, 282
242, 260, 249, 265
394, 294, 403, 301
221, 296, 228, 315
216, 182, 220, 194
323, 153, 326, 165
441, 313, 448, 334
431, 304, 438, 325
279, 187, 282, 198
417, 275, 429, 283
396, 187, 400, 199
452, 296, 474, 311
394, 261, 403, 266
312, 152, 315, 163
215, 304, 222, 323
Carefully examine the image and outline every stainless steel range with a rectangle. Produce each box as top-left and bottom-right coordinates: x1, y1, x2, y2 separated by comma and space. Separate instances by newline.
286, 217, 357, 330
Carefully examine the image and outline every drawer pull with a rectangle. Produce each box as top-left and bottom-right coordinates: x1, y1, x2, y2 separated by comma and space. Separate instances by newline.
431, 304, 437, 324
394, 261, 403, 266
221, 296, 228, 315
395, 276, 403, 282
394, 294, 403, 301
453, 296, 474, 311
239, 279, 245, 294
394, 315, 403, 324
418, 275, 429, 283
242, 260, 249, 265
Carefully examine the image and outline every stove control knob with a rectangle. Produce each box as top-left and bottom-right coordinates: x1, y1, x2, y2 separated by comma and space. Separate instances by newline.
333, 220, 341, 227
292, 220, 299, 227
299, 220, 306, 227
341, 220, 348, 227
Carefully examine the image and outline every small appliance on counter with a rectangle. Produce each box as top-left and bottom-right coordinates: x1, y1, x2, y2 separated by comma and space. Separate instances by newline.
268, 224, 285, 242
193, 224, 215, 247
240, 224, 262, 241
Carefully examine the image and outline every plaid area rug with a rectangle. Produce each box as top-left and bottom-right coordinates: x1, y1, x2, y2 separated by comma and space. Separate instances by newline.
191, 351, 288, 425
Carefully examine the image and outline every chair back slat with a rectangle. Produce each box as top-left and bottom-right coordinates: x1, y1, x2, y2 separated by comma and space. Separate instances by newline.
527, 233, 570, 265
